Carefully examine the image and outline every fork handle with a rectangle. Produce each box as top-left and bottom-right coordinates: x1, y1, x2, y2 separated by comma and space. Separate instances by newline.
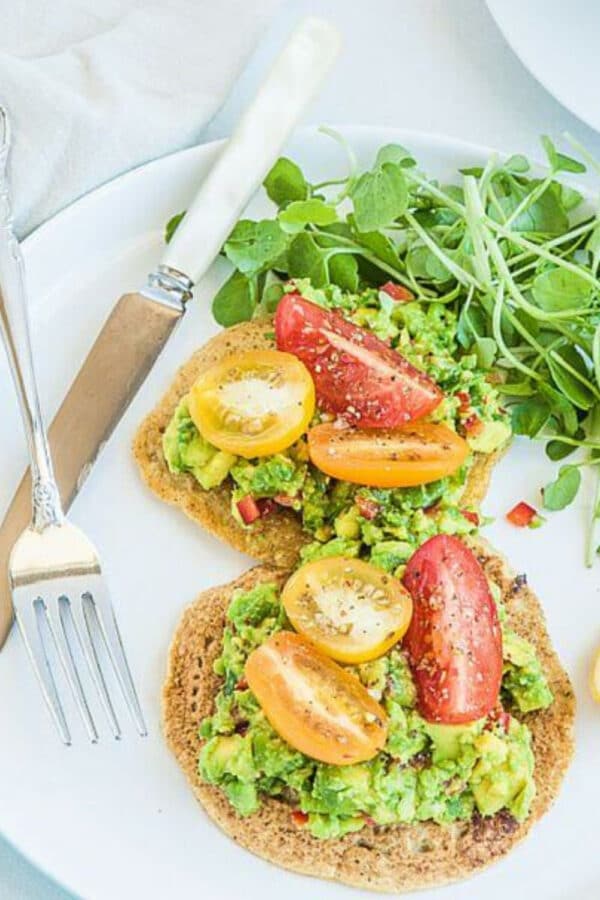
0, 107, 63, 531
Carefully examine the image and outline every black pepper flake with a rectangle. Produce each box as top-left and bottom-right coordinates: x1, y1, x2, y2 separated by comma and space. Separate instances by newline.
512, 573, 527, 593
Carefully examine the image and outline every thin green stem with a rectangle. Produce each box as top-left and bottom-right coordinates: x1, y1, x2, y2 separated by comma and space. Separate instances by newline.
310, 228, 417, 292
404, 212, 482, 291
585, 404, 600, 567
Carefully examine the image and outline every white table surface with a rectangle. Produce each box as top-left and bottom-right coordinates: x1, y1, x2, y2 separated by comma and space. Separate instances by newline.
2, 0, 599, 897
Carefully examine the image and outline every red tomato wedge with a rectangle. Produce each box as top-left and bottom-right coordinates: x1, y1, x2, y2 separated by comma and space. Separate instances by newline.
245, 631, 388, 765
402, 535, 502, 725
274, 293, 443, 427
307, 421, 469, 488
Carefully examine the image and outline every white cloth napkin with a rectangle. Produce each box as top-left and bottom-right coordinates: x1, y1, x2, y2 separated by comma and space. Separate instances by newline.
0, 0, 281, 237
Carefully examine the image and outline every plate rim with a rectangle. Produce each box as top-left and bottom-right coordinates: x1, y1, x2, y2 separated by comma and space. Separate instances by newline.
2, 123, 586, 899
485, 0, 600, 133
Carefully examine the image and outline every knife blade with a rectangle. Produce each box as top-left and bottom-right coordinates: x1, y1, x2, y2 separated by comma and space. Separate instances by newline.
0, 17, 341, 645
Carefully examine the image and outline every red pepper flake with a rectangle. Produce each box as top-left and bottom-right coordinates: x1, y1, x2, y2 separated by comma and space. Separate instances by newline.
456, 390, 471, 413
236, 495, 261, 524
362, 814, 377, 828
291, 810, 309, 826
235, 677, 248, 691
462, 413, 484, 436
506, 501, 541, 529
461, 509, 479, 526
487, 706, 511, 733
356, 495, 381, 520
380, 281, 414, 302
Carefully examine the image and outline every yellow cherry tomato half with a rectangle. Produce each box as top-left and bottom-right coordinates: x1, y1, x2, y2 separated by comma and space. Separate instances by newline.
244, 631, 388, 765
307, 421, 469, 487
282, 556, 413, 664
188, 349, 315, 458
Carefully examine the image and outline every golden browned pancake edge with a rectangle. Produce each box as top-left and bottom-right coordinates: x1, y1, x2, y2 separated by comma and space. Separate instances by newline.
162, 542, 574, 893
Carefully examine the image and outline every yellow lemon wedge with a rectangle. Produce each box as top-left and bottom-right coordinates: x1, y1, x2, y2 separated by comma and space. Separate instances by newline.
590, 645, 600, 703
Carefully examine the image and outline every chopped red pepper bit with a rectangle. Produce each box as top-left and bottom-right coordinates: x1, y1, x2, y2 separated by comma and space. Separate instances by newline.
362, 814, 377, 827
236, 495, 261, 524
380, 281, 414, 302
462, 413, 484, 436
291, 810, 309, 826
235, 677, 248, 691
456, 390, 471, 412
461, 509, 479, 526
356, 495, 381, 520
506, 501, 539, 528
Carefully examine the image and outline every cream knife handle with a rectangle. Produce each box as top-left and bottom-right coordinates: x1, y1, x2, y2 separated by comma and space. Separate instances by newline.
160, 17, 341, 283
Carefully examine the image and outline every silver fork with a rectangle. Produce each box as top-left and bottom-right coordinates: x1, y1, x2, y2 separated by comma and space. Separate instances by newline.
0, 106, 146, 744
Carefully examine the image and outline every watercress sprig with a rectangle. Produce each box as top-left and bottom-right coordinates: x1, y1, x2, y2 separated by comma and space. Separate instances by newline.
165, 129, 600, 564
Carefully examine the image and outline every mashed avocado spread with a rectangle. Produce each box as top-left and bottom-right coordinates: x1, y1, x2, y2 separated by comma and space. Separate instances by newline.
198, 580, 552, 839
163, 282, 511, 568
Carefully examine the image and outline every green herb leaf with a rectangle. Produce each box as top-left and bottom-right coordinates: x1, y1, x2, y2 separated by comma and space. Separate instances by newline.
542, 464, 582, 510
224, 219, 289, 277
474, 336, 497, 369
287, 233, 328, 287
263, 157, 308, 207
259, 271, 285, 314
489, 180, 568, 233
504, 154, 530, 174
541, 135, 586, 174
512, 398, 551, 437
407, 244, 451, 283
375, 144, 416, 168
532, 266, 593, 312
165, 211, 185, 243
329, 254, 359, 291
348, 217, 401, 269
278, 199, 338, 232
456, 304, 487, 348
586, 224, 600, 274
212, 270, 255, 326
548, 345, 595, 410
539, 383, 579, 434
351, 162, 408, 232
545, 436, 581, 461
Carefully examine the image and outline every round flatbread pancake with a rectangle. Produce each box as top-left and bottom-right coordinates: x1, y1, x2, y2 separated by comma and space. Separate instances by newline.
162, 542, 574, 893
133, 319, 504, 569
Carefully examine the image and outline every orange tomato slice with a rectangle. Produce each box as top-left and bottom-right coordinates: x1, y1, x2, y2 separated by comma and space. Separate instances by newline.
244, 631, 388, 765
282, 557, 413, 663
188, 349, 315, 458
307, 421, 469, 487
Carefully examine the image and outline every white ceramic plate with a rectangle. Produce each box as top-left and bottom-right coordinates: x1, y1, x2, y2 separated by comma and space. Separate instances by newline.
0, 127, 598, 900
486, 0, 600, 133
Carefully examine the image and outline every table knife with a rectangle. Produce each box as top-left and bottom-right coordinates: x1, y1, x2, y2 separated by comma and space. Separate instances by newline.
0, 17, 341, 646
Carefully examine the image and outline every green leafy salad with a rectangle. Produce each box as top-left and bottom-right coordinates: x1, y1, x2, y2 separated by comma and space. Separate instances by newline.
167, 130, 600, 564
198, 579, 552, 839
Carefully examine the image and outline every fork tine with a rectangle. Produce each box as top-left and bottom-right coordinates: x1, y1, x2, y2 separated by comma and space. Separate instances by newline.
44, 597, 99, 743
14, 597, 71, 745
84, 587, 147, 737
69, 597, 121, 739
